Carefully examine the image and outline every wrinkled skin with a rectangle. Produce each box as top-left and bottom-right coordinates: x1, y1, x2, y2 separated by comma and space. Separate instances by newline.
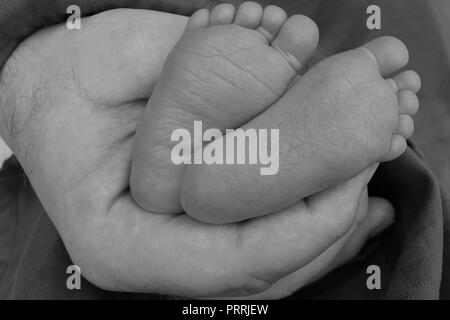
0, 9, 393, 298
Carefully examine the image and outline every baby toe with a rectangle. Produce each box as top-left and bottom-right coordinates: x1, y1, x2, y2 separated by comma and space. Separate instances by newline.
257, 5, 287, 42
234, 1, 264, 29
271, 15, 319, 72
392, 70, 421, 93
360, 36, 409, 76
210, 3, 236, 25
397, 114, 414, 139
187, 8, 210, 29
398, 90, 419, 115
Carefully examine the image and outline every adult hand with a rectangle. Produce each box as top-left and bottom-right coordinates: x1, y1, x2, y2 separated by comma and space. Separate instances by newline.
0, 9, 394, 298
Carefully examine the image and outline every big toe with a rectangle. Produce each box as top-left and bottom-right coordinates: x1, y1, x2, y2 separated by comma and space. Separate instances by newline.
361, 36, 409, 76
271, 14, 319, 72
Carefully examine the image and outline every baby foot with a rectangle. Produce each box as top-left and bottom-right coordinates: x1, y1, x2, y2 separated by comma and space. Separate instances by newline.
131, 2, 319, 213
182, 36, 420, 223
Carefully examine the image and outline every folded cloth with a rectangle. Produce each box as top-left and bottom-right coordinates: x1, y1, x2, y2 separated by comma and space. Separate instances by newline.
0, 0, 449, 299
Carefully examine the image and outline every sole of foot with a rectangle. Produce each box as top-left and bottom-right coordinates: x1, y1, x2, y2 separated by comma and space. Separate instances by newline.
181, 36, 420, 223
131, 2, 319, 214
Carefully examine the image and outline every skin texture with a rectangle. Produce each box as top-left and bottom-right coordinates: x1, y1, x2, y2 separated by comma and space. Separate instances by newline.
130, 4, 320, 215
0, 9, 394, 298
130, 2, 420, 224
181, 36, 420, 224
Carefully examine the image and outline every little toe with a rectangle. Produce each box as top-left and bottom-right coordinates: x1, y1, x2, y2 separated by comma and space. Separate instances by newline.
234, 1, 263, 29
360, 36, 409, 76
397, 114, 414, 139
271, 15, 319, 72
210, 3, 236, 25
187, 8, 210, 29
398, 90, 419, 115
382, 135, 407, 162
392, 70, 421, 93
257, 5, 287, 42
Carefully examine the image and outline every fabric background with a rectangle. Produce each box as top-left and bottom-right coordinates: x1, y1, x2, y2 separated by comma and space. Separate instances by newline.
0, 0, 449, 299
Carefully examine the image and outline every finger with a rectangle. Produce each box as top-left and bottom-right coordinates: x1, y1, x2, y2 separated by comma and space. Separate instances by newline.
302, 196, 394, 289
218, 176, 390, 299
219, 165, 384, 299
225, 184, 368, 299
304, 163, 378, 217
224, 165, 379, 296
94, 166, 375, 298
247, 195, 393, 299
218, 186, 370, 299
301, 196, 394, 287
331, 197, 395, 267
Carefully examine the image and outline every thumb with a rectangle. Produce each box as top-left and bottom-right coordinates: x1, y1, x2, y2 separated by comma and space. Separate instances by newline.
327, 196, 395, 270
